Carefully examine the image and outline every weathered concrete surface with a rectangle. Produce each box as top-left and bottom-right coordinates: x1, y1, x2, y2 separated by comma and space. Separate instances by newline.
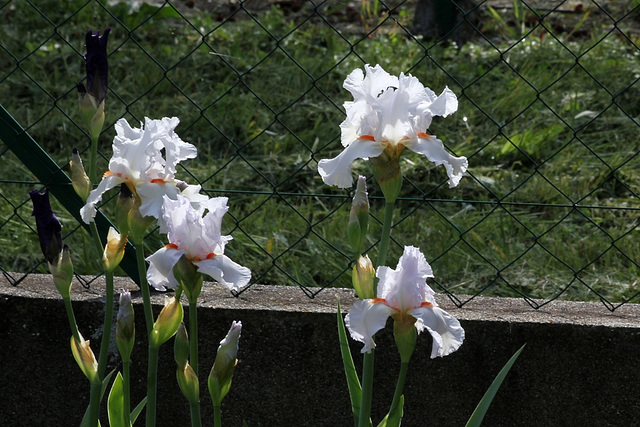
2, 274, 640, 426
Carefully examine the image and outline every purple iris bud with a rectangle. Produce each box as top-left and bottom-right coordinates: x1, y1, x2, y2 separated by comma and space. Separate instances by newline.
82, 28, 110, 103
29, 188, 63, 263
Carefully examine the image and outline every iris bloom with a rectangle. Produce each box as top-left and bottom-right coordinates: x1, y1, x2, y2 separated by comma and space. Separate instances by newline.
318, 64, 468, 189
80, 117, 201, 225
146, 194, 251, 292
345, 246, 464, 358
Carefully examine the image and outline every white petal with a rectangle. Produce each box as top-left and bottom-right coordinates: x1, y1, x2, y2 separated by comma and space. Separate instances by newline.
146, 246, 184, 291
136, 181, 180, 220
80, 173, 123, 224
344, 300, 394, 353
318, 138, 385, 188
410, 305, 465, 358
406, 135, 468, 188
154, 117, 198, 175
426, 87, 458, 118
194, 254, 251, 292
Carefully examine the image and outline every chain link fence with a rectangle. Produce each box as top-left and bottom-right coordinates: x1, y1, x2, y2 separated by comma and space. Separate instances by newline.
1, 0, 639, 311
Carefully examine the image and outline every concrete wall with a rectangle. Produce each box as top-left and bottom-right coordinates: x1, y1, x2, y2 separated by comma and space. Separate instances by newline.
1, 275, 640, 426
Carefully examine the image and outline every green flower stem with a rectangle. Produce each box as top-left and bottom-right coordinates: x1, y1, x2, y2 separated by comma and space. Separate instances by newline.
146, 345, 159, 427
188, 300, 202, 427
358, 199, 396, 427
134, 243, 154, 337
88, 380, 102, 427
389, 362, 409, 415
97, 270, 114, 379
122, 358, 131, 426
62, 296, 81, 343
213, 404, 222, 427
376, 200, 395, 279
358, 351, 374, 427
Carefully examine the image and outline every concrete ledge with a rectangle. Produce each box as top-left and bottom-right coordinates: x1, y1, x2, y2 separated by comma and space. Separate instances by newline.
2, 275, 640, 426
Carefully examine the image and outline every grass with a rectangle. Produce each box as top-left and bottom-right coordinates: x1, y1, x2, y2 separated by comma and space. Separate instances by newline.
1, 0, 639, 306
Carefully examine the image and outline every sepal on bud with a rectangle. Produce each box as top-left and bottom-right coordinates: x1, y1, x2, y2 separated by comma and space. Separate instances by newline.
116, 290, 135, 362
50, 245, 74, 299
173, 255, 203, 304
103, 227, 127, 272
150, 296, 183, 349
115, 184, 135, 237
128, 195, 154, 245
71, 333, 99, 384
208, 321, 242, 406
70, 148, 91, 201
77, 84, 106, 142
352, 255, 375, 300
347, 175, 370, 257
177, 363, 200, 404
174, 322, 190, 370
393, 317, 418, 364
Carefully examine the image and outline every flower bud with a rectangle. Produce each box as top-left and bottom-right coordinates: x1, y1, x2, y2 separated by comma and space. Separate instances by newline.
70, 149, 91, 201
116, 290, 135, 362
128, 195, 154, 245
208, 321, 242, 406
352, 255, 375, 300
370, 150, 403, 203
115, 183, 135, 237
150, 296, 184, 349
103, 227, 127, 272
77, 84, 105, 142
173, 254, 203, 304
71, 333, 99, 384
347, 175, 370, 257
393, 317, 417, 364
177, 362, 200, 404
174, 322, 190, 370
49, 245, 74, 299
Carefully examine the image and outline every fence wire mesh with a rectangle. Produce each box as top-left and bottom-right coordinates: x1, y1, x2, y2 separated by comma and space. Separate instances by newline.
1, 0, 639, 311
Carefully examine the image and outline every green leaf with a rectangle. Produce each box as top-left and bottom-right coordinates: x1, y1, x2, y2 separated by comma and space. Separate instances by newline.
131, 397, 147, 424
466, 344, 526, 427
108, 372, 126, 427
377, 395, 404, 427
337, 299, 363, 426
80, 369, 117, 427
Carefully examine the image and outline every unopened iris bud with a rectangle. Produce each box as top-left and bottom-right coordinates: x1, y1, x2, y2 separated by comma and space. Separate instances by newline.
70, 149, 91, 201
352, 255, 375, 300
208, 321, 242, 406
115, 183, 134, 237
103, 227, 127, 272
370, 150, 403, 203
50, 245, 74, 299
116, 290, 135, 362
71, 333, 99, 384
77, 83, 105, 142
347, 175, 370, 257
150, 296, 184, 349
128, 195, 154, 244
393, 317, 418, 364
78, 28, 109, 141
177, 363, 200, 404
174, 322, 190, 370
173, 254, 203, 304
29, 188, 63, 264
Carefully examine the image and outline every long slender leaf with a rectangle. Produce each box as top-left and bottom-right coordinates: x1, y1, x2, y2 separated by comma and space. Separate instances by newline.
80, 369, 117, 427
376, 395, 404, 427
337, 299, 363, 427
131, 397, 147, 424
466, 344, 526, 427
108, 372, 126, 427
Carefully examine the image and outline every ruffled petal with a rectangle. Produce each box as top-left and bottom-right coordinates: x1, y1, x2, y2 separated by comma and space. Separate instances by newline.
146, 246, 184, 291
405, 135, 468, 188
154, 117, 198, 175
345, 300, 394, 353
425, 86, 458, 118
194, 254, 251, 292
80, 173, 123, 224
318, 138, 385, 188
410, 305, 465, 358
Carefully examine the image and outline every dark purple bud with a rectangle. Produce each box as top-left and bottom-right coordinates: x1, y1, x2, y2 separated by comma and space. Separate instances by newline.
83, 28, 110, 103
29, 188, 63, 263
